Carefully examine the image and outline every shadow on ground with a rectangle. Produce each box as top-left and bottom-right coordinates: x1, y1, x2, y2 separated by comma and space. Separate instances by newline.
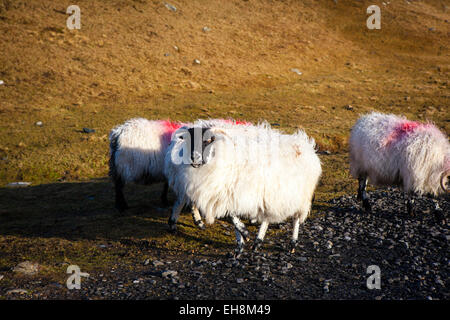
0, 178, 215, 243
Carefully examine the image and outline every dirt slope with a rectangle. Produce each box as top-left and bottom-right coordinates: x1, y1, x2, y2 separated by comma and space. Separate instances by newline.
0, 0, 448, 103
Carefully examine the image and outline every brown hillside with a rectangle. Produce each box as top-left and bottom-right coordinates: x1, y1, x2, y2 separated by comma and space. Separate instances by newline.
0, 0, 448, 184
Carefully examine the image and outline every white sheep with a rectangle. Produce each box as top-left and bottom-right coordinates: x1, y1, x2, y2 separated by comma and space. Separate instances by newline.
109, 118, 185, 210
349, 112, 450, 216
109, 117, 250, 230
164, 122, 322, 253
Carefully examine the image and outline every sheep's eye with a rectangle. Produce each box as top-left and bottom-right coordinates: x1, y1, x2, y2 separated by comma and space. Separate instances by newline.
205, 136, 215, 144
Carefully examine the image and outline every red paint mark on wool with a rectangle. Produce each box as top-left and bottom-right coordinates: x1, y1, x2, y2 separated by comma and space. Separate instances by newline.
383, 120, 430, 146
160, 120, 185, 144
161, 120, 184, 133
220, 119, 250, 125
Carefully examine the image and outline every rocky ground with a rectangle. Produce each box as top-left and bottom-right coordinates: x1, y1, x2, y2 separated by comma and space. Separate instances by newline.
1, 188, 448, 300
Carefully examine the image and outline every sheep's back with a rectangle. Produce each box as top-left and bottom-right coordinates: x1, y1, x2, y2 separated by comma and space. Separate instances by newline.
185, 127, 321, 224
110, 118, 183, 183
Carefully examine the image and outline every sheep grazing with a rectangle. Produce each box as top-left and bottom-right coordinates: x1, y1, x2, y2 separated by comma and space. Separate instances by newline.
165, 122, 322, 253
349, 112, 450, 218
109, 118, 185, 212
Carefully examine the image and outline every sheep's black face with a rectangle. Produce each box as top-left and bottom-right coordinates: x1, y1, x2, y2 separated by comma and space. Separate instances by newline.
186, 127, 215, 168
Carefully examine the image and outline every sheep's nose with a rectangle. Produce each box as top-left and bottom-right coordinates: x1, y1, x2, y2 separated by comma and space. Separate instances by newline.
191, 150, 203, 167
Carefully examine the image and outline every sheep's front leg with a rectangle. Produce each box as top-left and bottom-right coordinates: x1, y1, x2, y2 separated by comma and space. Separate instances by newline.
252, 220, 269, 252
357, 176, 371, 213
191, 204, 205, 230
290, 217, 300, 254
168, 194, 186, 232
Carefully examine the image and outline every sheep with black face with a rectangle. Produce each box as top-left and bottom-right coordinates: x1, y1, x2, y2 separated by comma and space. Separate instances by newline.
164, 122, 322, 253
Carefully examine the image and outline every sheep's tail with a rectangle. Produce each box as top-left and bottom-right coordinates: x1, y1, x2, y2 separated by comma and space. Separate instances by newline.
108, 129, 120, 180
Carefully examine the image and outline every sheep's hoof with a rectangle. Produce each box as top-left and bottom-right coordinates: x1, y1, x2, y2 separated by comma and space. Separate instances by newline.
241, 231, 251, 242
362, 199, 371, 213
194, 220, 206, 230
167, 219, 177, 233
234, 245, 244, 258
289, 240, 298, 254
252, 239, 263, 252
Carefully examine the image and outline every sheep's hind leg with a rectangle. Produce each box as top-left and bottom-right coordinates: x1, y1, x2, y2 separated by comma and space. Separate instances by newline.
114, 177, 128, 213
252, 220, 269, 252
191, 204, 205, 230
227, 215, 249, 256
231, 215, 250, 242
168, 195, 186, 233
358, 176, 371, 213
234, 228, 245, 257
